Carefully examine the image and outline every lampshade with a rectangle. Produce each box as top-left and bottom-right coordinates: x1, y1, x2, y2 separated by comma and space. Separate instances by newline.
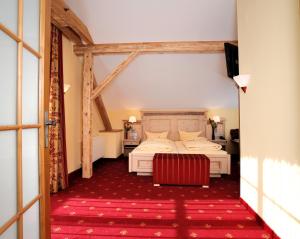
233, 74, 251, 93
213, 116, 221, 123
128, 116, 137, 123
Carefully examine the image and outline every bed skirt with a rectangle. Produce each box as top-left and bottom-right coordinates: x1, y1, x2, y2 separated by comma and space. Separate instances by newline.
153, 153, 210, 187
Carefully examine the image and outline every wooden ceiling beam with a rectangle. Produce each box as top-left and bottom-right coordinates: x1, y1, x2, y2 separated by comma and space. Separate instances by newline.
59, 25, 82, 45
91, 51, 139, 100
74, 41, 237, 55
64, 9, 93, 44
51, 0, 93, 44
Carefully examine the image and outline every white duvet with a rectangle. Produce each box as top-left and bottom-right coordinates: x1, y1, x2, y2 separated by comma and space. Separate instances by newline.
136, 139, 176, 152
182, 139, 222, 151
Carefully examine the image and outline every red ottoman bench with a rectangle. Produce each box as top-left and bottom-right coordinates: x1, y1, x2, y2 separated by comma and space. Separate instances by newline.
153, 153, 210, 187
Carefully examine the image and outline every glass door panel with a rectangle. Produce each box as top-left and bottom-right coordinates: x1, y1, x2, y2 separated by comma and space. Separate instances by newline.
22, 49, 39, 125
0, 222, 17, 239
23, 0, 40, 51
22, 129, 39, 206
0, 0, 18, 34
0, 131, 17, 226
23, 202, 40, 239
0, 31, 18, 125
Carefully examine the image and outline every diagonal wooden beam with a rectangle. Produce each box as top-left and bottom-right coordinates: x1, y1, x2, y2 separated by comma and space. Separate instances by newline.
74, 41, 238, 55
91, 51, 139, 100
93, 77, 112, 131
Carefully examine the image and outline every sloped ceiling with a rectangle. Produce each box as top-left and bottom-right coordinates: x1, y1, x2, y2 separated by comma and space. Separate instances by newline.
66, 0, 238, 109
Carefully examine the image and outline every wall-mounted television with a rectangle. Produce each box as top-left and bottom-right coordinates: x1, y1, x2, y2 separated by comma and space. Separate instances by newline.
224, 43, 239, 78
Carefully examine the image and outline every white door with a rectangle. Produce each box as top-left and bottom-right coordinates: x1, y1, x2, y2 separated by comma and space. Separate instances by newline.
0, 0, 49, 238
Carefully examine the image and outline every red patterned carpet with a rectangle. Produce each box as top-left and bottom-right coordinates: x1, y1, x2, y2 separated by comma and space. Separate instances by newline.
51, 158, 274, 239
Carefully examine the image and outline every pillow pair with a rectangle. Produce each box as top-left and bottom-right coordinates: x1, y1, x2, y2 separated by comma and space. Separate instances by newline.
179, 130, 204, 141
145, 131, 168, 140
145, 130, 205, 141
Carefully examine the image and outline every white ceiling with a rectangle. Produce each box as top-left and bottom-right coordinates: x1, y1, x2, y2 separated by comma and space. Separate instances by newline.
66, 0, 237, 43
94, 54, 238, 109
66, 0, 238, 109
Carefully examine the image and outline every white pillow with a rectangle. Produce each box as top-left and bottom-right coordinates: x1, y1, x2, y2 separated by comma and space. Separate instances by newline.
145, 131, 168, 140
195, 136, 207, 141
179, 130, 202, 141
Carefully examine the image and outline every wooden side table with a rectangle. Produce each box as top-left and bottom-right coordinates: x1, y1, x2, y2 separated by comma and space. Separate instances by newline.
123, 139, 140, 157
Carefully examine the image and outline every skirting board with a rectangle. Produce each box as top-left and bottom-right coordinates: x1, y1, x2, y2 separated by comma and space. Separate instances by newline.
68, 158, 102, 184
68, 157, 123, 184
239, 198, 280, 239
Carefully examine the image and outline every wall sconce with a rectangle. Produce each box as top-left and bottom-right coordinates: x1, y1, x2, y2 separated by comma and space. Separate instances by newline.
64, 84, 71, 93
233, 74, 251, 93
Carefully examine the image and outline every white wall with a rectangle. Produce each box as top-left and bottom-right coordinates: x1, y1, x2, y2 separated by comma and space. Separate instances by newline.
238, 0, 300, 238
62, 36, 83, 173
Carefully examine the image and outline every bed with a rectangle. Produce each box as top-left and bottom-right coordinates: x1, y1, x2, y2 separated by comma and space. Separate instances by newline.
128, 110, 231, 177
175, 141, 230, 176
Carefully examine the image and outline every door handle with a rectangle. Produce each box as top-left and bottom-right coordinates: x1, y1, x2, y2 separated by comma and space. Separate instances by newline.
44, 112, 56, 147
45, 119, 56, 126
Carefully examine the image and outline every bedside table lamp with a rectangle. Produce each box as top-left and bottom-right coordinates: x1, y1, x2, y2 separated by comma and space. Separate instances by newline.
129, 116, 137, 124
209, 116, 220, 140
128, 116, 138, 140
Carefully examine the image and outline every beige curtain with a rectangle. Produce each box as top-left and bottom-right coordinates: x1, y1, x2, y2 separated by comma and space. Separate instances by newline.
49, 25, 68, 193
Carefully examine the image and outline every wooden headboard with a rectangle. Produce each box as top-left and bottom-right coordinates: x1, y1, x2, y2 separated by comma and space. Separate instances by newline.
141, 110, 211, 141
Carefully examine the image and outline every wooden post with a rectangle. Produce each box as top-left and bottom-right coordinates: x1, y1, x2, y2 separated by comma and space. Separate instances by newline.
82, 52, 93, 178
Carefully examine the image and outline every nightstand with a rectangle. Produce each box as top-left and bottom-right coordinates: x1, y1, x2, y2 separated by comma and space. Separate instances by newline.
123, 139, 140, 157
210, 139, 227, 151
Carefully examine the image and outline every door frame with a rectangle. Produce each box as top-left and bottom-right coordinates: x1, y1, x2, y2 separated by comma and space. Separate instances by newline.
41, 0, 51, 238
